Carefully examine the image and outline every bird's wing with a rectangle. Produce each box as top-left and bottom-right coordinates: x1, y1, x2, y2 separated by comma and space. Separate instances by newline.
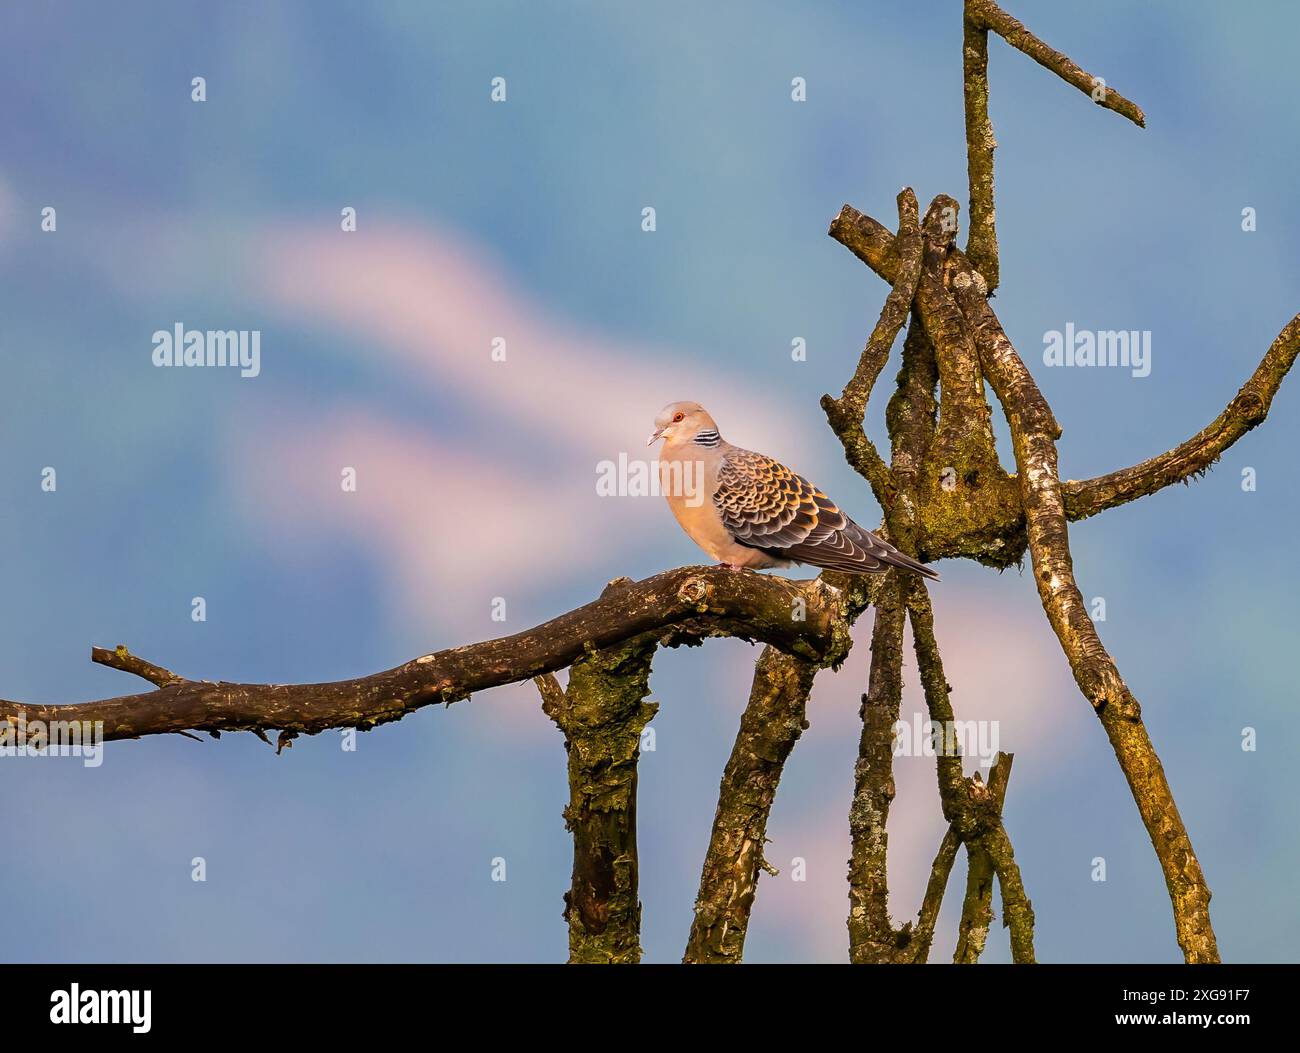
714, 446, 939, 579
714, 446, 841, 549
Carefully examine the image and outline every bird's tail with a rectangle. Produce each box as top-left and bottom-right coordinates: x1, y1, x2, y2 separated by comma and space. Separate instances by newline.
877, 543, 941, 582
848, 520, 941, 581
771, 522, 941, 580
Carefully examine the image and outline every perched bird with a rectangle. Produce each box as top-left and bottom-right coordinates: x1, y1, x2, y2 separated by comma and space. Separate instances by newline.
647, 401, 939, 580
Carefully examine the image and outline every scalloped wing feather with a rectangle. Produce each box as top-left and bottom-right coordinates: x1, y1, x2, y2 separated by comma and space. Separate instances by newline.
714, 446, 939, 580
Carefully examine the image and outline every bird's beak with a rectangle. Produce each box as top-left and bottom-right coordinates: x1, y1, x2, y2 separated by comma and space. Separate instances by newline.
646, 428, 664, 446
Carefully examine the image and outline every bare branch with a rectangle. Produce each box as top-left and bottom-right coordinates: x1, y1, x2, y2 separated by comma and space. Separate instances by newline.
537, 638, 658, 964
533, 672, 567, 720
954, 844, 995, 963
886, 317, 941, 549
982, 823, 1037, 963
90, 645, 182, 688
685, 646, 817, 964
910, 756, 1022, 966
816, 0, 1283, 966
948, 254, 1219, 962
823, 189, 925, 507
0, 567, 850, 743
830, 203, 1298, 530
962, 1, 998, 292
967, 0, 1146, 127
910, 583, 1036, 962
862, 205, 1025, 571
829, 205, 902, 289
684, 571, 882, 965
954, 753, 1014, 964
847, 571, 911, 963
985, 752, 1013, 805
906, 584, 968, 814
911, 827, 961, 963
917, 197, 1007, 479
963, 0, 1147, 292
1063, 314, 1300, 519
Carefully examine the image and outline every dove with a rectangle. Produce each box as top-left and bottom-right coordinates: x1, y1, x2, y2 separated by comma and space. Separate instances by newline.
647, 401, 939, 580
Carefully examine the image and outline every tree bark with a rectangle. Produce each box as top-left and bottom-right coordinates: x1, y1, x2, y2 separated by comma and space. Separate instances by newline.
536, 632, 658, 964
0, 567, 851, 744
684, 647, 817, 963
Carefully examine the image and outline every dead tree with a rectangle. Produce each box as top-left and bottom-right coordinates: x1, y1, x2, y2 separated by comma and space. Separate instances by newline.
4, 1, 1296, 963
818, 0, 1297, 965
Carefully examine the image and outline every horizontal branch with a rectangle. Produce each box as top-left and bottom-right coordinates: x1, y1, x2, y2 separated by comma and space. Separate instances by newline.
967, 0, 1146, 127
0, 567, 851, 743
1063, 313, 1300, 519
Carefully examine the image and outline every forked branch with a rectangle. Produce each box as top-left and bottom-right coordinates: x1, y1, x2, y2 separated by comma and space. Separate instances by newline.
829, 202, 1300, 530
967, 0, 1146, 126
825, 178, 1265, 959
910, 583, 1035, 963
962, 0, 1147, 293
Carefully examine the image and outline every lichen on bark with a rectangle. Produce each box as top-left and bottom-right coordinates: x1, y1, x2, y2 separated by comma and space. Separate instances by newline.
536, 635, 658, 964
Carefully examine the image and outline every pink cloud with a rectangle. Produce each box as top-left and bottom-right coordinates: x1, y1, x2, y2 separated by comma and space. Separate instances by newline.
231, 407, 607, 621
249, 219, 808, 463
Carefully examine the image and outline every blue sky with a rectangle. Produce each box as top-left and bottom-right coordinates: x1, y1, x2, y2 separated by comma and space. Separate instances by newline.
1, 1, 1297, 962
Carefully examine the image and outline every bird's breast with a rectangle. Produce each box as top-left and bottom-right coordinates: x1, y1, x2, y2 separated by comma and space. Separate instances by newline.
658, 447, 730, 555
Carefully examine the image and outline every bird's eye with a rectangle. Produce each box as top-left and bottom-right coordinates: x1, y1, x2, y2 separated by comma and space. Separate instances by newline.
672, 412, 685, 423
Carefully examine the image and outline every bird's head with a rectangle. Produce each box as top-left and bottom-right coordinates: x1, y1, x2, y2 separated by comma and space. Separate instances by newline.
647, 401, 718, 447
